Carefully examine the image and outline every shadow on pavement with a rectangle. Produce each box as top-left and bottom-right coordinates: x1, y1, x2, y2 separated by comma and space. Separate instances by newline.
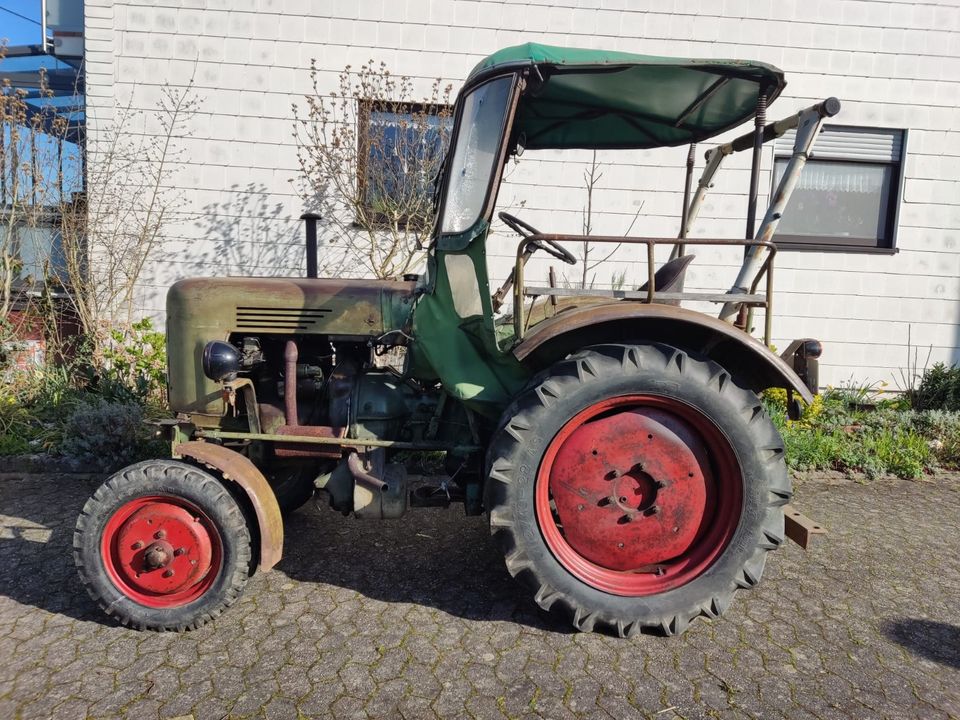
275, 499, 572, 633
1, 477, 568, 633
0, 476, 113, 626
883, 618, 960, 669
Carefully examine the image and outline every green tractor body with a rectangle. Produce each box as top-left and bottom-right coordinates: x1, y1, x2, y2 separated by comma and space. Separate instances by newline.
76, 43, 837, 636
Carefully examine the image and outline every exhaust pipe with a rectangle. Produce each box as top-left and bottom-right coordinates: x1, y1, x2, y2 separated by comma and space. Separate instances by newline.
300, 212, 321, 279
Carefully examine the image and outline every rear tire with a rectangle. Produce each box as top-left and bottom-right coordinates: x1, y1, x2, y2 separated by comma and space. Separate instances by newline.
485, 343, 790, 636
74, 459, 253, 631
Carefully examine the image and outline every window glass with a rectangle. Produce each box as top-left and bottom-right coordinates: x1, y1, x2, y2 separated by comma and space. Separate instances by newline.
773, 160, 893, 241
361, 103, 452, 227
440, 77, 513, 234
0, 221, 66, 287
772, 126, 904, 251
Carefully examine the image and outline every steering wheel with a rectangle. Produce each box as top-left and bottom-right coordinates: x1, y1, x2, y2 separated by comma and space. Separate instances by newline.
498, 212, 577, 265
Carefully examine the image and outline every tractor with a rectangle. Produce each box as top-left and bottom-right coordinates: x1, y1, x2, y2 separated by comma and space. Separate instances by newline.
74, 44, 837, 636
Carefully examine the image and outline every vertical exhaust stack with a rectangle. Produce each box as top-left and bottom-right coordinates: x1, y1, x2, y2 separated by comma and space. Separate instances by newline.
300, 212, 321, 279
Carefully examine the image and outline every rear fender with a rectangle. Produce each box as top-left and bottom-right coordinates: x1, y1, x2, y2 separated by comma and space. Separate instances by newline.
512, 303, 814, 404
173, 441, 284, 571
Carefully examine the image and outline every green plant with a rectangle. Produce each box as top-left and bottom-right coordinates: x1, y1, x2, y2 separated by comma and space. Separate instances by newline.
764, 390, 943, 479
0, 391, 37, 455
99, 317, 167, 403
912, 363, 960, 412
58, 398, 167, 471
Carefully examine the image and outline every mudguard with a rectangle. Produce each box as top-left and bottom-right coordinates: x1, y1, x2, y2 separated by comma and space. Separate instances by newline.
512, 303, 814, 404
173, 441, 284, 571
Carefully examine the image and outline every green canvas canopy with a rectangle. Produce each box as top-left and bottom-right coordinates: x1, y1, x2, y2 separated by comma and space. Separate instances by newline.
466, 43, 786, 150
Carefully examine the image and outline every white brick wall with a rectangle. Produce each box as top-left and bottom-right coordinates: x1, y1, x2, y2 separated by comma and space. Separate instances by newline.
85, 0, 960, 387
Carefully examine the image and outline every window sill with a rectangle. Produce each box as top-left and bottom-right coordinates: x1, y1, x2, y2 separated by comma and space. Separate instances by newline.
774, 243, 898, 255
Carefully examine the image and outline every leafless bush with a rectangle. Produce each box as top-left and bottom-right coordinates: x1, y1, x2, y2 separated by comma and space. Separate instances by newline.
67, 81, 198, 341
293, 60, 453, 279
2, 40, 197, 365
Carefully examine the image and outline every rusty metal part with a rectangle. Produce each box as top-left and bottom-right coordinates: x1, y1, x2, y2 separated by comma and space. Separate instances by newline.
101, 495, 219, 607
275, 424, 345, 459
166, 276, 415, 416
511, 234, 777, 345
283, 340, 299, 426
721, 96, 841, 157
537, 395, 742, 596
780, 338, 822, 398
347, 451, 388, 492
512, 302, 814, 405
783, 504, 827, 549
347, 450, 409, 520
194, 428, 481, 453
221, 377, 261, 433
173, 442, 284, 571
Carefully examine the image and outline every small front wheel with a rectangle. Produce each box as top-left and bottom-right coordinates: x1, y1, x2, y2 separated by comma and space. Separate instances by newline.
485, 343, 791, 637
74, 459, 253, 631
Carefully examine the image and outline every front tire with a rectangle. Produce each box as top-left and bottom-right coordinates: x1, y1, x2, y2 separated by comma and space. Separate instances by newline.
485, 344, 790, 636
74, 459, 253, 631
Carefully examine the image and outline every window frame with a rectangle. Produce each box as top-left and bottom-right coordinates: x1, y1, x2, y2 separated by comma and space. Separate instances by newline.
355, 98, 453, 230
436, 73, 521, 240
770, 126, 907, 254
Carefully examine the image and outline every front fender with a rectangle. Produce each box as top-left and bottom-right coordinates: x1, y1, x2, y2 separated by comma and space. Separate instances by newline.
173, 441, 284, 571
512, 303, 814, 404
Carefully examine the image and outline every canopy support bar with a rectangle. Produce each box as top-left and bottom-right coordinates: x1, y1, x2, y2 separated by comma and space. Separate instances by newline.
719, 98, 841, 322
745, 92, 767, 241
671, 143, 697, 260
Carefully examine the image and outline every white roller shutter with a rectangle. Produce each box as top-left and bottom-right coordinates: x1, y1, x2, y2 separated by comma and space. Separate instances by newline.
776, 125, 903, 163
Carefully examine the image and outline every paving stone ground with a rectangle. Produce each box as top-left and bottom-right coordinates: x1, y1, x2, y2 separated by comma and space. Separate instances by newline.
0, 471, 958, 720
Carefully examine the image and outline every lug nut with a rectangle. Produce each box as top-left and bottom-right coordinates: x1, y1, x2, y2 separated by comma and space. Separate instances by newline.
577, 504, 585, 511
162, 569, 174, 578
173, 548, 185, 557
154, 530, 166, 540
132, 541, 144, 550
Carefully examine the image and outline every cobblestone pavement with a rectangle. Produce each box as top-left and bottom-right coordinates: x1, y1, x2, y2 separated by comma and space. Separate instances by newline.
1, 472, 958, 720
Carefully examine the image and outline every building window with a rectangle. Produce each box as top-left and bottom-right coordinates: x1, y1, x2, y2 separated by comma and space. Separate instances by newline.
0, 210, 68, 289
357, 100, 452, 230
772, 126, 905, 252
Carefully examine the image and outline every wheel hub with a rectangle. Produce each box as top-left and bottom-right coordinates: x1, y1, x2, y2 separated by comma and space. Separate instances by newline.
549, 406, 711, 572
103, 497, 218, 605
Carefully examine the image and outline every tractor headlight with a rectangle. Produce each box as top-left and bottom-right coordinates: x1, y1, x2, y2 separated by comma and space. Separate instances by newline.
202, 341, 240, 382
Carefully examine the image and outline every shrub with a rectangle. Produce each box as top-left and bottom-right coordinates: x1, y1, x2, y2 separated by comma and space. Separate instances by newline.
58, 398, 167, 472
764, 390, 944, 479
912, 363, 960, 412
911, 410, 960, 469
0, 391, 38, 456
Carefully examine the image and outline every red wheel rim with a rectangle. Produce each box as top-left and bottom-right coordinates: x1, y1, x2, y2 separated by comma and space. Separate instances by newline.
101, 495, 222, 608
535, 395, 742, 596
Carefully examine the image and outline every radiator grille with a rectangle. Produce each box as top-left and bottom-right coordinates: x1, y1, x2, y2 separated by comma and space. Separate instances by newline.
235, 306, 332, 330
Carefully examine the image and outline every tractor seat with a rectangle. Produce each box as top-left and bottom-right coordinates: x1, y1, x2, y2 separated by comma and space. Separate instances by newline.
637, 254, 695, 304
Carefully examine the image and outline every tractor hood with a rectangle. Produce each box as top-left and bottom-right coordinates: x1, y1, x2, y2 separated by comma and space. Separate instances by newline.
166, 277, 416, 416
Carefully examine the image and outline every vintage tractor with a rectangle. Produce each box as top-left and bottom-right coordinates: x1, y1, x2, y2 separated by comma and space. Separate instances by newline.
74, 44, 837, 636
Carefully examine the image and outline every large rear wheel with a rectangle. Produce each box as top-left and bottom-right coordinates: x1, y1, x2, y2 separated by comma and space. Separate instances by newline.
485, 343, 790, 636
74, 459, 253, 631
